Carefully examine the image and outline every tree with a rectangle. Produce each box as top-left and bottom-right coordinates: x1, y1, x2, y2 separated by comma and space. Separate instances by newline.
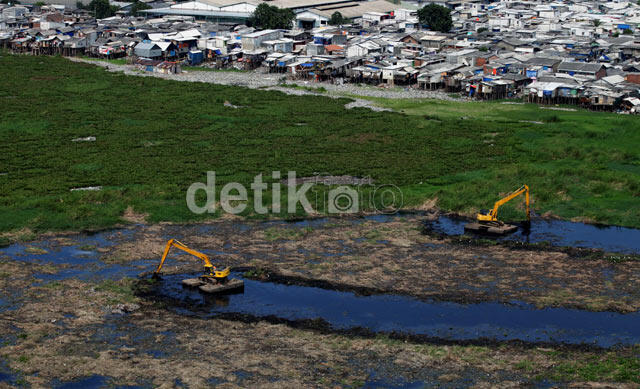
130, 0, 151, 15
622, 28, 633, 35
593, 19, 601, 27
417, 4, 453, 33
87, 0, 118, 18
477, 27, 488, 33
329, 11, 346, 26
248, 3, 295, 30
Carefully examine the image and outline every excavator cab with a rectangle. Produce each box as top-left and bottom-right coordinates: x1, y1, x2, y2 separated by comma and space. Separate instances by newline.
203, 264, 231, 281
477, 209, 492, 222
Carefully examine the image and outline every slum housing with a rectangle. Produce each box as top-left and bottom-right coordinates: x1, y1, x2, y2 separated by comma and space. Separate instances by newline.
3, 0, 640, 111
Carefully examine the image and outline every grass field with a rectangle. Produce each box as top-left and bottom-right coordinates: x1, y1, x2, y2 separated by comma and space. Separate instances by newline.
0, 54, 639, 234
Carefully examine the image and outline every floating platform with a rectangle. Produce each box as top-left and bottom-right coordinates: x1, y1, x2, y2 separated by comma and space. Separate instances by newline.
182, 277, 244, 294
464, 222, 518, 236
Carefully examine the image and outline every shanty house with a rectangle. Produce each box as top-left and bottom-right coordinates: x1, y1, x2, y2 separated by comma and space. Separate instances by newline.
262, 38, 293, 53
135, 42, 162, 58
420, 35, 447, 49
242, 29, 283, 51
296, 10, 329, 29
557, 61, 606, 80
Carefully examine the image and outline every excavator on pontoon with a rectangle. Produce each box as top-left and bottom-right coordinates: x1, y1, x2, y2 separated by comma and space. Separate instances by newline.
464, 185, 531, 235
153, 239, 244, 294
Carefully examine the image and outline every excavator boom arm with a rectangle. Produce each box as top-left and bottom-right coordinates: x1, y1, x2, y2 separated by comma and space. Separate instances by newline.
154, 239, 215, 275
488, 185, 530, 221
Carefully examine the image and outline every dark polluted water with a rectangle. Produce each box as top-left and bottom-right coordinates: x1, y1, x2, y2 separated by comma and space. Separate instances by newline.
149, 273, 640, 348
424, 216, 640, 254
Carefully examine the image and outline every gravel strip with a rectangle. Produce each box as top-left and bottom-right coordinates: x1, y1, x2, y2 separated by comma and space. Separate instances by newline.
67, 57, 461, 111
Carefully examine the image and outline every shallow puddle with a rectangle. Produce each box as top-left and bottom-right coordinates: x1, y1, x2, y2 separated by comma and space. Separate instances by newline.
148, 273, 640, 348
425, 216, 640, 254
1, 238, 155, 284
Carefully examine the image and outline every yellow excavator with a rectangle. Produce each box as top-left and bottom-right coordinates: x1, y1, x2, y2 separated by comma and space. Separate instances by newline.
153, 239, 243, 294
464, 185, 530, 235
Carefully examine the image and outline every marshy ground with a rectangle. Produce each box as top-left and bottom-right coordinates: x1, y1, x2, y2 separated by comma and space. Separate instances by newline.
1, 214, 639, 387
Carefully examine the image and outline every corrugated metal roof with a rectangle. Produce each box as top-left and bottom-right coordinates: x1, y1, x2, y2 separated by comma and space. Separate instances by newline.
308, 0, 394, 19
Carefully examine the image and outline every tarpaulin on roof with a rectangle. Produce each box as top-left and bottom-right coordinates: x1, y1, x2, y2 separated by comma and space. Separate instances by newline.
214, 49, 222, 55
301, 62, 314, 67
278, 61, 286, 66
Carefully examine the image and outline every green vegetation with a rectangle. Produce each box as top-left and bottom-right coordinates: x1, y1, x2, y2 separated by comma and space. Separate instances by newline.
247, 3, 295, 30
16, 355, 29, 363
129, 0, 151, 15
82, 0, 119, 18
243, 268, 268, 278
80, 56, 128, 65
539, 349, 640, 383
417, 4, 453, 33
0, 55, 639, 234
278, 82, 327, 93
43, 281, 64, 289
95, 278, 138, 303
365, 97, 640, 226
329, 11, 347, 26
515, 351, 640, 383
